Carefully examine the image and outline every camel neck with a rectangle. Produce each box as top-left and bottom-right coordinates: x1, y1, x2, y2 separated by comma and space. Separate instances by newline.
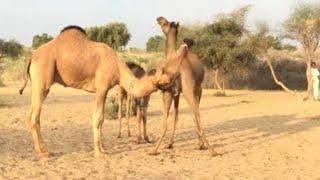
165, 32, 177, 56
117, 60, 155, 98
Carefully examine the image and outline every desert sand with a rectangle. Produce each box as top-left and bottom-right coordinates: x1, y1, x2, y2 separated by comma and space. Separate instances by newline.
1, 82, 320, 179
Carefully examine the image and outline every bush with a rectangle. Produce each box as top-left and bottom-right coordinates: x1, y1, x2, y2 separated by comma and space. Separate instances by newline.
215, 59, 307, 90
104, 96, 139, 120
104, 97, 119, 120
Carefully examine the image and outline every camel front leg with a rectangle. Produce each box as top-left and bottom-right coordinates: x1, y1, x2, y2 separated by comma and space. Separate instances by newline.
126, 95, 132, 137
92, 90, 107, 157
165, 94, 180, 149
117, 92, 124, 138
149, 91, 173, 155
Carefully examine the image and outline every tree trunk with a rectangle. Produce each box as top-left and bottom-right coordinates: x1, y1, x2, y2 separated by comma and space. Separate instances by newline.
262, 51, 304, 101
304, 47, 313, 98
214, 69, 224, 93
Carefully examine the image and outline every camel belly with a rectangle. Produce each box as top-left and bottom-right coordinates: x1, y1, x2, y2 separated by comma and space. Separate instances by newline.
54, 61, 97, 92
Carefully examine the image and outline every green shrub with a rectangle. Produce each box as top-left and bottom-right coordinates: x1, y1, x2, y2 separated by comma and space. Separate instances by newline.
104, 97, 119, 120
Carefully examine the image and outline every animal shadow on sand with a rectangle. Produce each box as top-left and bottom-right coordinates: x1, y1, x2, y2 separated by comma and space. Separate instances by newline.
1, 113, 319, 159
170, 114, 320, 154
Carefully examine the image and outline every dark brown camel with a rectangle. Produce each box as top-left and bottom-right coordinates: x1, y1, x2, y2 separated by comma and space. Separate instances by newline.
18, 25, 188, 158
117, 61, 151, 144
149, 17, 219, 156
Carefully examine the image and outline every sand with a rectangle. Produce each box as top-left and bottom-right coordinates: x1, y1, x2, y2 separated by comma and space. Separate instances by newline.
1, 82, 320, 179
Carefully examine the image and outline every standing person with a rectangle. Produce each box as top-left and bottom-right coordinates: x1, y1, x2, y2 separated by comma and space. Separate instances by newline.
311, 62, 320, 100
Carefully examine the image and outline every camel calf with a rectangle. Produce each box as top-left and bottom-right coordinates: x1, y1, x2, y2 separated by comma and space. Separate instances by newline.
117, 61, 151, 144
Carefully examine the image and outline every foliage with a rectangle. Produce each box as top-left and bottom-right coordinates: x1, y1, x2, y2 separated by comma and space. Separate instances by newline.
146, 35, 165, 52
0, 39, 23, 59
283, 2, 320, 94
194, 5, 256, 77
32, 33, 53, 49
86, 22, 131, 51
283, 2, 320, 50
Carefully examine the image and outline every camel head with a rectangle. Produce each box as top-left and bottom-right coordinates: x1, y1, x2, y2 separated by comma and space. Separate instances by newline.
147, 43, 188, 90
157, 16, 179, 36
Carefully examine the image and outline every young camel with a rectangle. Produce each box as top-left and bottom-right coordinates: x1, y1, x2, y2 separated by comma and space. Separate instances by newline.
117, 61, 151, 144
19, 25, 188, 158
149, 17, 219, 156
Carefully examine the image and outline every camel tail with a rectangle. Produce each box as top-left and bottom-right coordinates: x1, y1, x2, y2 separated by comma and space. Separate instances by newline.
19, 57, 31, 95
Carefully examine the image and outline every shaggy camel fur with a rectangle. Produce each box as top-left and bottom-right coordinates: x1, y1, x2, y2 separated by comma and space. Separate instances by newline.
117, 61, 151, 144
150, 17, 219, 156
19, 25, 188, 158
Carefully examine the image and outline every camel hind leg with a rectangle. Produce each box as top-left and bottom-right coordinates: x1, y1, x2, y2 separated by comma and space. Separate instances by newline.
27, 60, 54, 158
183, 89, 219, 156
126, 95, 133, 137
165, 94, 180, 149
117, 89, 125, 138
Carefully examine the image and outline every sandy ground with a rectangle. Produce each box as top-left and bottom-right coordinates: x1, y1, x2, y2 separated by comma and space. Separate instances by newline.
1, 82, 320, 180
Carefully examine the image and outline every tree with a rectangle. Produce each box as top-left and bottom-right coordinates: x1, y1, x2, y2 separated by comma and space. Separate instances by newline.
190, 5, 256, 93
146, 35, 165, 52
0, 39, 23, 60
32, 33, 53, 49
247, 22, 303, 101
283, 2, 320, 97
86, 22, 131, 51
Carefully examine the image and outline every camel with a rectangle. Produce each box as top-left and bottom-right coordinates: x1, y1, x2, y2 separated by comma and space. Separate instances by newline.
117, 61, 151, 144
18, 25, 188, 158
149, 17, 219, 156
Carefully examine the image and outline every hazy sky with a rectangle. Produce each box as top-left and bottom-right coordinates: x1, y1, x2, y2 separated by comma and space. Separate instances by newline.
0, 0, 318, 48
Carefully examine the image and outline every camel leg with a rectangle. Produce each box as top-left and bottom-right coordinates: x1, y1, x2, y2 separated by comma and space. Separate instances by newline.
92, 90, 108, 157
136, 105, 143, 144
165, 94, 180, 149
27, 87, 50, 158
117, 92, 124, 138
126, 95, 132, 137
183, 92, 219, 156
149, 91, 173, 155
26, 60, 54, 158
142, 107, 151, 143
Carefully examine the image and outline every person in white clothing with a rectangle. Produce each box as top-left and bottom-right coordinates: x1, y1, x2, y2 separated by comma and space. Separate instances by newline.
311, 62, 320, 100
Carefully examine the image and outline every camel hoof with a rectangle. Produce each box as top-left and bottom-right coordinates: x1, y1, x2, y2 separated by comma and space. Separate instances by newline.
148, 151, 159, 156
165, 144, 173, 149
211, 151, 221, 157
38, 151, 50, 159
144, 137, 152, 143
94, 151, 106, 158
198, 145, 208, 150
128, 132, 131, 137
136, 137, 143, 144
117, 135, 122, 138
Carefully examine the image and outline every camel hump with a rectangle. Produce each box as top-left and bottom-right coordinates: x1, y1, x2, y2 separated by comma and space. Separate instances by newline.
60, 25, 86, 35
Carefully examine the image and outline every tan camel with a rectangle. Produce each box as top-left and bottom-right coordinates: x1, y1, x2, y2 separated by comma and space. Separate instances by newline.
19, 25, 188, 158
149, 17, 219, 156
117, 61, 151, 144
